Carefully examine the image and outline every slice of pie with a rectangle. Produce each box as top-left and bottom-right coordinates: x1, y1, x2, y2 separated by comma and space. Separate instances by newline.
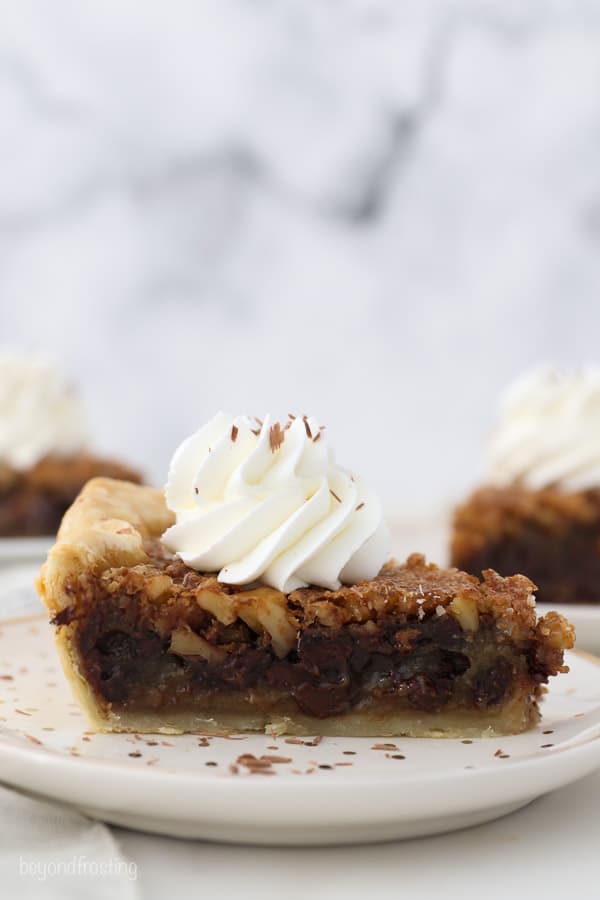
0, 352, 142, 537
0, 453, 142, 538
451, 367, 600, 604
37, 477, 574, 737
451, 483, 600, 605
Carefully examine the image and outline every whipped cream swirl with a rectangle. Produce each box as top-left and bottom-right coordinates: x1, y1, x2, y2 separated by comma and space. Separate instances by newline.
488, 365, 600, 491
0, 353, 87, 469
162, 412, 391, 592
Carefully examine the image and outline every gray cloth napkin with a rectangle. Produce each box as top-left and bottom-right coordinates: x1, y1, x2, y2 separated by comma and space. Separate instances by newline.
0, 784, 139, 900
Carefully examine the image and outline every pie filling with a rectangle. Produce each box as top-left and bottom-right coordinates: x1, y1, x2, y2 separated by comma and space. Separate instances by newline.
55, 591, 546, 723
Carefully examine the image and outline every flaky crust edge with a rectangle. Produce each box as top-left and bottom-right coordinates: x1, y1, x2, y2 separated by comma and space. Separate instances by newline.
37, 477, 174, 617
36, 478, 174, 730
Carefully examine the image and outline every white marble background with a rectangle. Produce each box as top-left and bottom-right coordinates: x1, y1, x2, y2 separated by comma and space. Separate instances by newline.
2, 0, 600, 512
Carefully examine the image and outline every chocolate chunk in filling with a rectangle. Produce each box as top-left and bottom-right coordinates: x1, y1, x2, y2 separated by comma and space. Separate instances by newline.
72, 595, 530, 719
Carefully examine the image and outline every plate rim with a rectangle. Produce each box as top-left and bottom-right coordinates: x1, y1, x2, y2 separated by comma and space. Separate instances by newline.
0, 718, 599, 832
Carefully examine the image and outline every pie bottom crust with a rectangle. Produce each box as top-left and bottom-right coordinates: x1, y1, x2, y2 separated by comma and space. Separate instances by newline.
37, 478, 574, 738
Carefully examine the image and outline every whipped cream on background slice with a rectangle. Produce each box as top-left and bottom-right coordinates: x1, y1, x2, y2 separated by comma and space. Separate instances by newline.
162, 412, 391, 592
0, 353, 88, 469
488, 365, 600, 491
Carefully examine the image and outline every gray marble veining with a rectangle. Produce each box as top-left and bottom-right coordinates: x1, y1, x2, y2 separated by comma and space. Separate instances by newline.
1, 1, 600, 511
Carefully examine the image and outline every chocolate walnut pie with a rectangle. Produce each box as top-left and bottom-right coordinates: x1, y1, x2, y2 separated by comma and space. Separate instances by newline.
0, 351, 142, 537
451, 484, 600, 606
0, 454, 142, 537
37, 478, 575, 737
451, 367, 600, 605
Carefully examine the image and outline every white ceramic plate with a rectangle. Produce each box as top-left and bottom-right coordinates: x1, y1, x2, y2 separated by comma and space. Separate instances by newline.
0, 606, 599, 846
0, 537, 52, 564
0, 564, 44, 618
